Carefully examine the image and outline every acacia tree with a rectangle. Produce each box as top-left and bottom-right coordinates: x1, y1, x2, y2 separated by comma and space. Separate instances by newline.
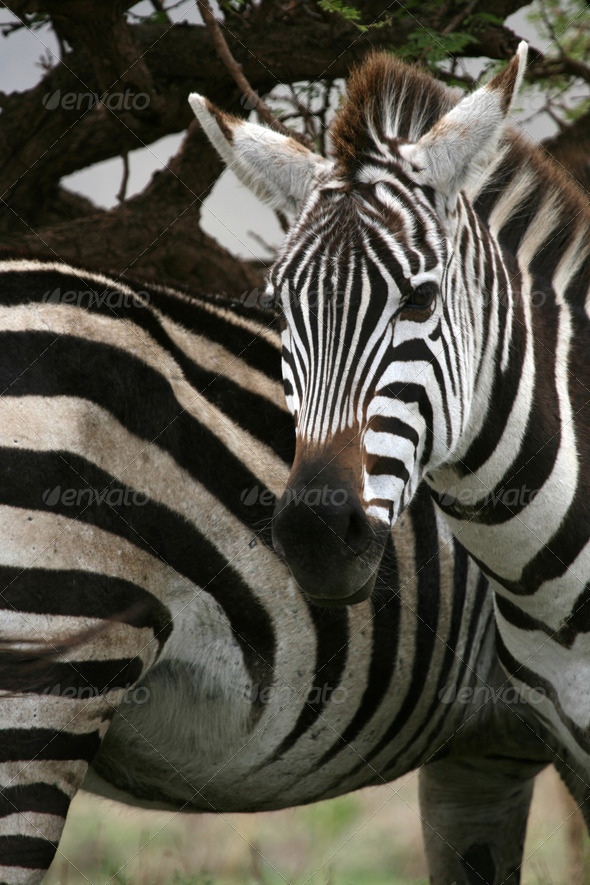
0, 0, 588, 295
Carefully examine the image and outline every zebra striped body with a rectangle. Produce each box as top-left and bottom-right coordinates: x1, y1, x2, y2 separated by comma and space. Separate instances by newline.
190, 46, 590, 780
0, 260, 555, 884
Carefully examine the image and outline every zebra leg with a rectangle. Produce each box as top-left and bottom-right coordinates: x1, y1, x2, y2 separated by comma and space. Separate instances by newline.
0, 615, 161, 883
551, 743, 590, 859
418, 755, 543, 885
0, 693, 116, 884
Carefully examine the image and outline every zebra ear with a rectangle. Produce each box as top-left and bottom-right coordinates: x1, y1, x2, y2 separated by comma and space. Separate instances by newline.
399, 42, 528, 204
189, 94, 333, 213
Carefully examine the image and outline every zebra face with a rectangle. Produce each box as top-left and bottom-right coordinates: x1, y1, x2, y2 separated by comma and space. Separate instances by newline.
270, 185, 450, 604
189, 41, 527, 605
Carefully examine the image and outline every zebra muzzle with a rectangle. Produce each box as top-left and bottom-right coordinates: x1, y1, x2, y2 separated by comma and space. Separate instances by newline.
272, 477, 382, 605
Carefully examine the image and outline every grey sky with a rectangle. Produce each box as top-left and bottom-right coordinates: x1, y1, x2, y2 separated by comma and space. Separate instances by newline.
0, 2, 570, 263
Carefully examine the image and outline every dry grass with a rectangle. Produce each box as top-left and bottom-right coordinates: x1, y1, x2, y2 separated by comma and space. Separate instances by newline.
46, 767, 588, 885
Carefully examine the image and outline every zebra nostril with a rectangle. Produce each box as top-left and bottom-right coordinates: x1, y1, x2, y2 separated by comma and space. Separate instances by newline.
344, 507, 372, 556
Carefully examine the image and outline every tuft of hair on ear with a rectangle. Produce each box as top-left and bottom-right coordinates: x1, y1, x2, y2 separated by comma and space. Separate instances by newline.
397, 42, 529, 204
485, 41, 528, 112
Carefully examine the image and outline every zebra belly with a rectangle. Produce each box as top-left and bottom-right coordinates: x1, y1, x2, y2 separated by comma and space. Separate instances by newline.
85, 550, 494, 814
86, 645, 398, 813
84, 650, 450, 813
84, 661, 380, 812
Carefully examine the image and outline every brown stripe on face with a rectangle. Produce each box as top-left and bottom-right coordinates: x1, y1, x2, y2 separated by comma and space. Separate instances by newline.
291, 425, 364, 490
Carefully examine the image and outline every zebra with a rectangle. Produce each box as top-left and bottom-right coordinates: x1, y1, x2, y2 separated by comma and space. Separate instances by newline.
190, 42, 590, 782
0, 258, 563, 885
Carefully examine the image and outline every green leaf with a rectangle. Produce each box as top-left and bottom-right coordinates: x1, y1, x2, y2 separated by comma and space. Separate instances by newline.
316, 0, 391, 31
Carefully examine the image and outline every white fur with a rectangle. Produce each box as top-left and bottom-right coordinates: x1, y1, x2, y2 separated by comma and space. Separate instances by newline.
399, 43, 528, 203
189, 93, 333, 213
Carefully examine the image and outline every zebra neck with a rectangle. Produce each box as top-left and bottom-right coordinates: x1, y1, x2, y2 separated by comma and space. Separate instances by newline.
426, 302, 582, 595
423, 203, 586, 589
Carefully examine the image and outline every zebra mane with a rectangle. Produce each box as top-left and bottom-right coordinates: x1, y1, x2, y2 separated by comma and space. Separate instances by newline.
331, 53, 590, 306
330, 52, 457, 173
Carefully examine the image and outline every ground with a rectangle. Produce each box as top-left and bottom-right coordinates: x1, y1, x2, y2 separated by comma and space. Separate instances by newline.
46, 766, 588, 884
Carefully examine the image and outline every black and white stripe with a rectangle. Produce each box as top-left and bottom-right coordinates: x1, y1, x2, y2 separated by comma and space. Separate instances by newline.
0, 259, 572, 885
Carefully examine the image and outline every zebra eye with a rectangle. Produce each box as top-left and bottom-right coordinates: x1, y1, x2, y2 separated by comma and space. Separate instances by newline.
406, 282, 438, 309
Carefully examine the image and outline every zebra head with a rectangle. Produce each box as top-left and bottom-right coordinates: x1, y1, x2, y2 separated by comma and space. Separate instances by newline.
190, 44, 527, 605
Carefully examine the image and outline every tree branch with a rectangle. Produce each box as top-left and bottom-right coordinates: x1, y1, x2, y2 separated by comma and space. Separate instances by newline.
197, 0, 313, 149
530, 54, 590, 87
0, 2, 540, 234
0, 121, 265, 293
0, 0, 574, 299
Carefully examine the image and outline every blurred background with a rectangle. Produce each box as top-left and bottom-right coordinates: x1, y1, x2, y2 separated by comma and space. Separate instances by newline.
45, 768, 587, 884
2, 0, 589, 292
